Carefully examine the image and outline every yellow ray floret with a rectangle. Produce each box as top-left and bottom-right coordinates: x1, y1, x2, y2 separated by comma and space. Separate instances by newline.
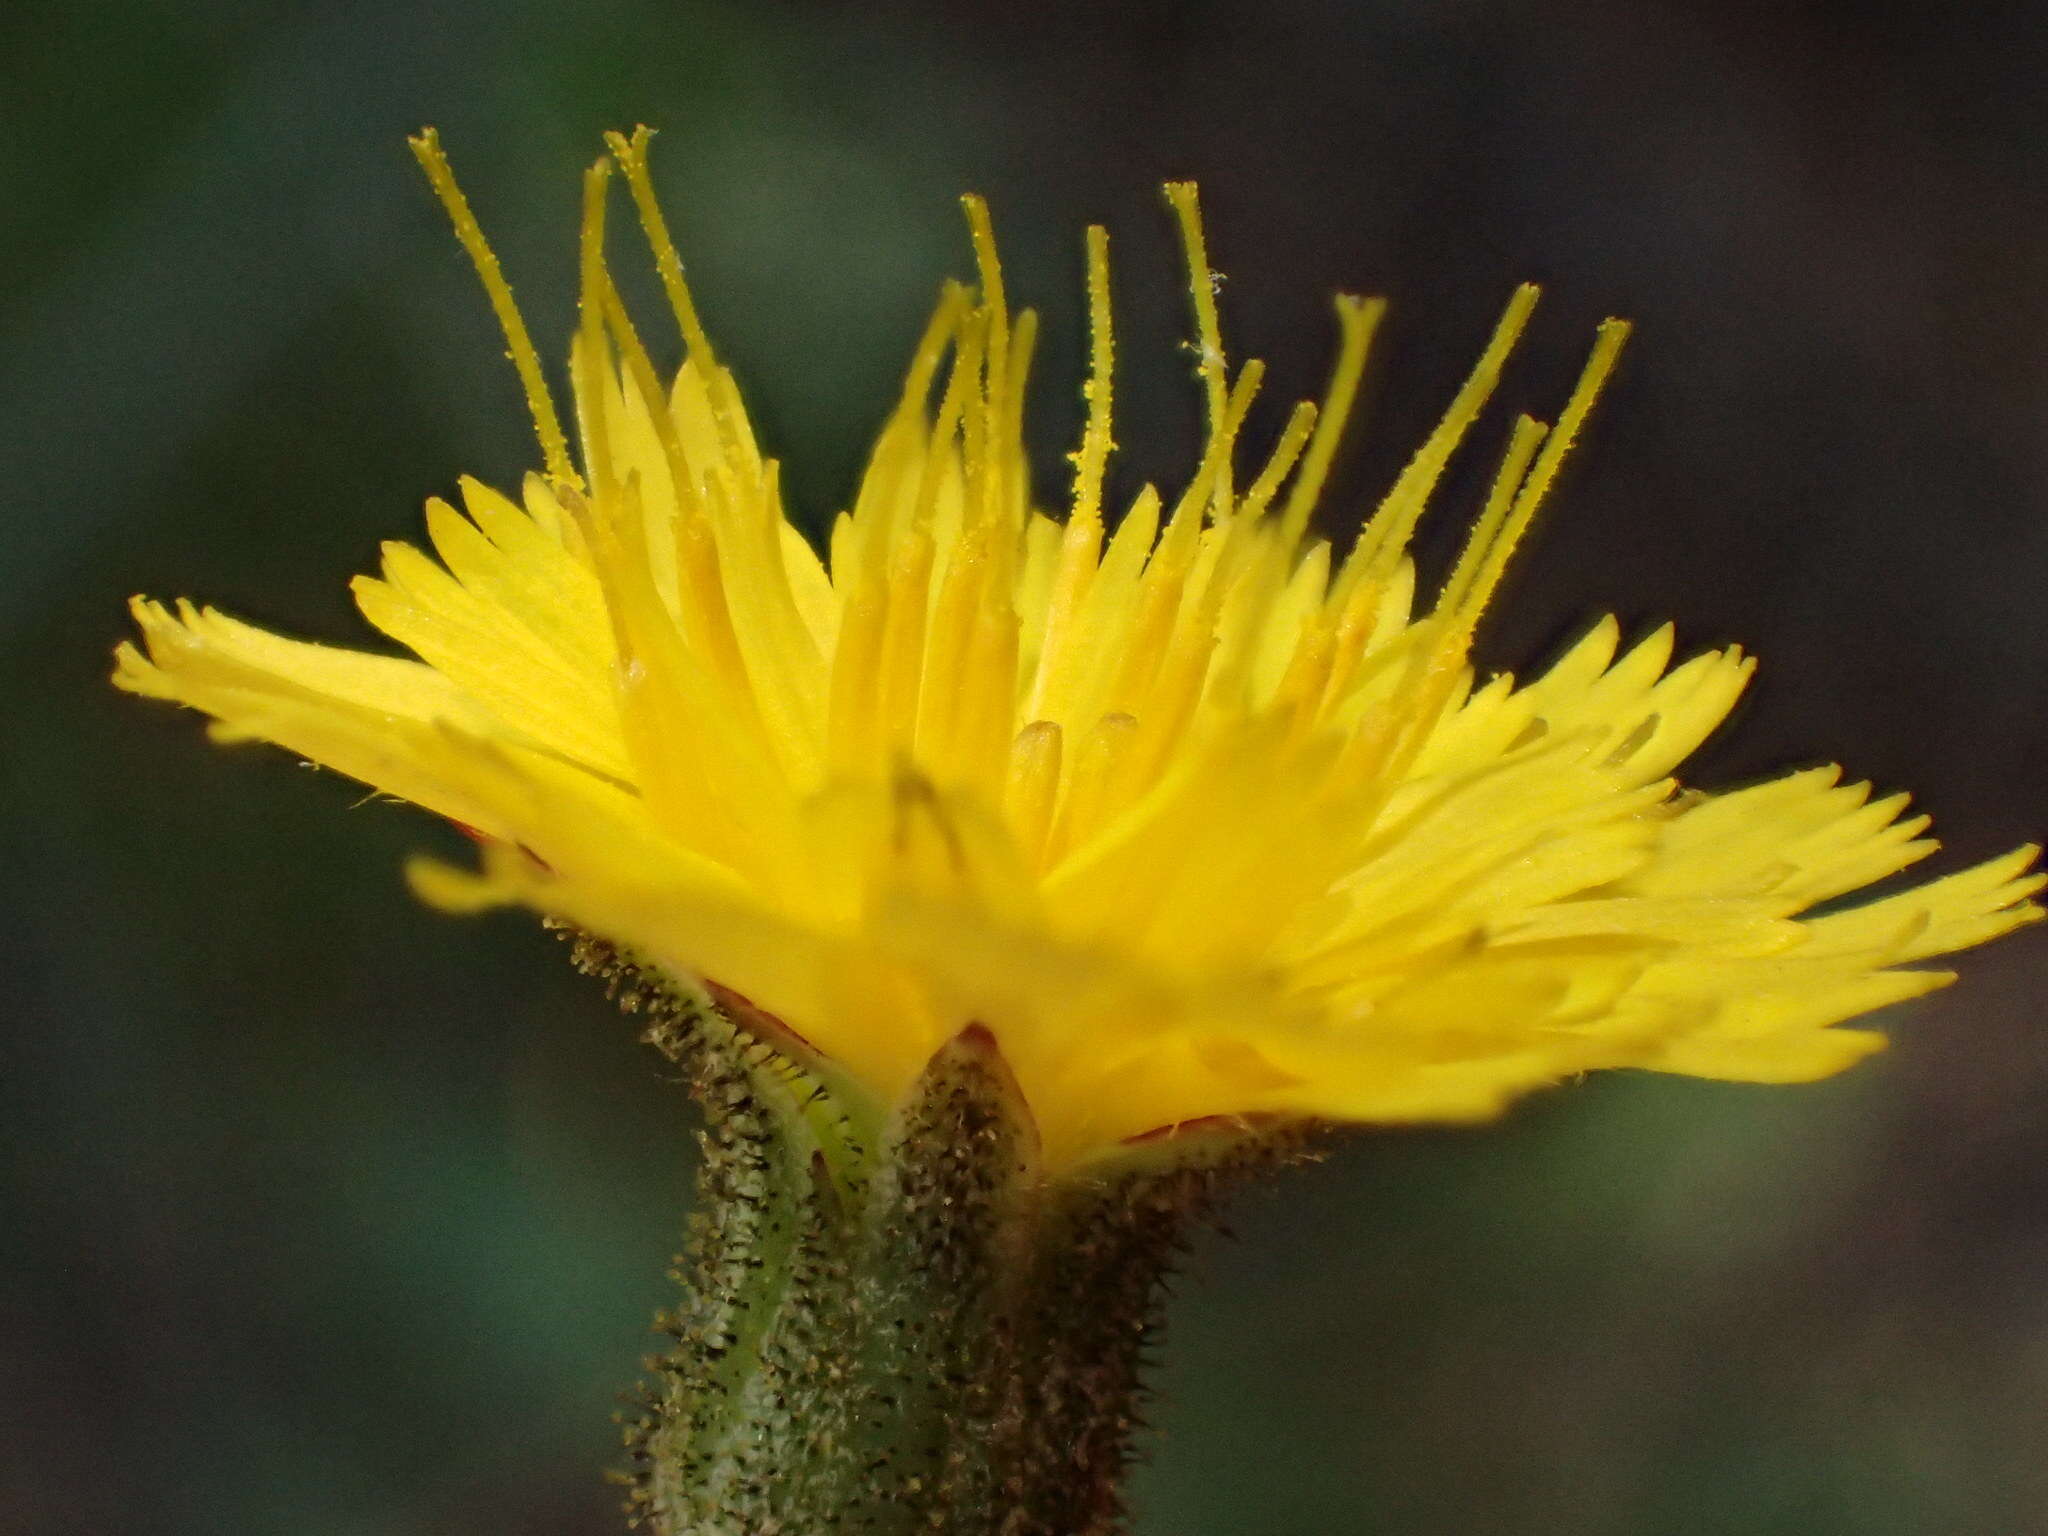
115, 132, 2043, 1172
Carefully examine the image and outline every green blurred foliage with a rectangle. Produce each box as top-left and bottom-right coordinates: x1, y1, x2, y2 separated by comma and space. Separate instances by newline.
5, 2, 2046, 1533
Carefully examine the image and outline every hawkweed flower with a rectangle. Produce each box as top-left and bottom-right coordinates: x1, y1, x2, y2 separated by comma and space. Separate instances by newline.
117, 129, 2040, 1534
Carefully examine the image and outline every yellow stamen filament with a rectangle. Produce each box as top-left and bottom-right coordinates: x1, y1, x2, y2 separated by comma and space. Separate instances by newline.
1238, 400, 1320, 523
594, 267, 700, 520
1437, 414, 1549, 624
1159, 360, 1263, 548
1001, 306, 1039, 524
1277, 294, 1385, 549
1366, 322, 1619, 800
572, 160, 616, 501
1461, 318, 1631, 623
898, 283, 972, 427
1071, 225, 1116, 529
1163, 182, 1231, 463
961, 197, 1011, 481
953, 306, 992, 529
409, 129, 578, 489
961, 196, 1009, 361
603, 127, 751, 461
602, 128, 719, 370
943, 304, 987, 498
1352, 282, 1541, 581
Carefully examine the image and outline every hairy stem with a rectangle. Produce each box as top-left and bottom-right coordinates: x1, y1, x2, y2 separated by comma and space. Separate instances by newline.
567, 936, 1301, 1536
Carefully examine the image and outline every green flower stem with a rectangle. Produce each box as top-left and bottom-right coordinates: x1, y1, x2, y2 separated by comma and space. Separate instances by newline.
571, 936, 1296, 1536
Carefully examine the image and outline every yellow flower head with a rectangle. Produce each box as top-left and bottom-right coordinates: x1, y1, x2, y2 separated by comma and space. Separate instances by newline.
116, 130, 2041, 1172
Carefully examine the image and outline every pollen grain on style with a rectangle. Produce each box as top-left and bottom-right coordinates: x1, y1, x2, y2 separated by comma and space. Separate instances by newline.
115, 128, 2043, 1172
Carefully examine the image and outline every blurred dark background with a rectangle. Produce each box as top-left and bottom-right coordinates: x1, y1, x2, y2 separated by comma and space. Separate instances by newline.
5, 2, 2046, 1532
